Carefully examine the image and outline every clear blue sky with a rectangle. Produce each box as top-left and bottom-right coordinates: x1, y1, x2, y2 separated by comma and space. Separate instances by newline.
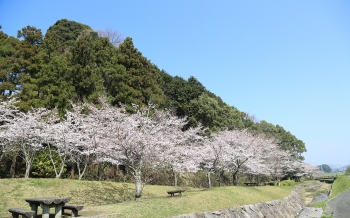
1, 0, 349, 166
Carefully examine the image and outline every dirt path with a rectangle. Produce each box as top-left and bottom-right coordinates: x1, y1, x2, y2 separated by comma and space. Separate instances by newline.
325, 188, 350, 218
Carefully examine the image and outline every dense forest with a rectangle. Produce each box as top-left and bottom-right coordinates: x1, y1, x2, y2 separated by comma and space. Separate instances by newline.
0, 19, 308, 184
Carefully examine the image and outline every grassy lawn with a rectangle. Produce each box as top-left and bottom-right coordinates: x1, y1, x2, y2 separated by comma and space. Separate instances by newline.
0, 178, 293, 218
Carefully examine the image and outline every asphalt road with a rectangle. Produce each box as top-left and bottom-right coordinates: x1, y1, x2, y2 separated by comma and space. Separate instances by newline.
326, 188, 350, 218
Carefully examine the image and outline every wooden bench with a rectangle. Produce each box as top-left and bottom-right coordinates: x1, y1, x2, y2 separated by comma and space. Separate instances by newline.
167, 189, 185, 197
8, 208, 35, 218
62, 204, 84, 217
243, 182, 259, 186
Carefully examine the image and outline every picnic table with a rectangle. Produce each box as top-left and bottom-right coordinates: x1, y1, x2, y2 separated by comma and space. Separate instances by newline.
25, 197, 70, 218
243, 182, 259, 186
167, 189, 185, 197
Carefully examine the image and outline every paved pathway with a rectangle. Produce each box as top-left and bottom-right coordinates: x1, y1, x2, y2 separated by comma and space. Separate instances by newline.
325, 188, 350, 218
298, 207, 323, 218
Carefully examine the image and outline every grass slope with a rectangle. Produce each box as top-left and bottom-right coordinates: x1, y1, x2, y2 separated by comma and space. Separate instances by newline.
0, 178, 292, 218
329, 174, 350, 198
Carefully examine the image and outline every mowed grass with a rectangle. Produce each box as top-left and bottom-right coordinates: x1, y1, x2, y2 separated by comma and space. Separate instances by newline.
329, 174, 350, 198
0, 178, 293, 218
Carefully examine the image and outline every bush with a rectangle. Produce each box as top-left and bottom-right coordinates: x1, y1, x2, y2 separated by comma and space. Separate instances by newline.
345, 166, 350, 174
280, 180, 296, 186
267, 181, 275, 186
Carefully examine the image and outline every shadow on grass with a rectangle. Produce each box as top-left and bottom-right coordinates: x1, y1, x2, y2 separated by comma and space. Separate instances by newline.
70, 182, 134, 205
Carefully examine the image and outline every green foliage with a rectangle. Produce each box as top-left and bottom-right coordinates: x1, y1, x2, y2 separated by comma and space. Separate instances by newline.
160, 71, 245, 132
160, 73, 206, 117
280, 180, 296, 186
114, 37, 165, 106
70, 33, 106, 103
0, 29, 20, 97
311, 200, 327, 210
188, 93, 244, 132
31, 148, 66, 178
17, 25, 43, 45
251, 120, 306, 160
46, 19, 92, 47
346, 166, 350, 174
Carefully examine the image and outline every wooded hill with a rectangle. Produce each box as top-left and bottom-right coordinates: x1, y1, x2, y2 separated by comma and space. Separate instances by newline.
0, 19, 306, 160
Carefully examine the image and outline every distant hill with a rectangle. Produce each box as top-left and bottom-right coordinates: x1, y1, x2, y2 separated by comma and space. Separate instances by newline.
328, 164, 349, 172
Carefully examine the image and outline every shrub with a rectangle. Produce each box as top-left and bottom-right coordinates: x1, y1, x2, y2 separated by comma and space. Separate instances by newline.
345, 166, 350, 174
280, 180, 296, 186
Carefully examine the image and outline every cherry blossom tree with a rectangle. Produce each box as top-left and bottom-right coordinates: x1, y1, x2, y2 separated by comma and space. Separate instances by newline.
0, 98, 17, 161
291, 162, 321, 180
43, 105, 86, 179
201, 129, 275, 186
302, 162, 322, 179
198, 133, 229, 187
63, 103, 97, 180
73, 101, 115, 180
86, 100, 202, 200
0, 98, 48, 178
156, 125, 204, 186
265, 146, 294, 185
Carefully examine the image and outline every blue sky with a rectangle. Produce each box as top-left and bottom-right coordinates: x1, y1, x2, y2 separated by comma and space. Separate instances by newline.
1, 0, 350, 166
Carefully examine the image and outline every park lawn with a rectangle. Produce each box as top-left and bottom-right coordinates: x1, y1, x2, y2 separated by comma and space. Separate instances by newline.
0, 178, 292, 218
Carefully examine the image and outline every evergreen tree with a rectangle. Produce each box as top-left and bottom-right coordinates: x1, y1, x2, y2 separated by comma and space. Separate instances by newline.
0, 26, 20, 96
160, 73, 206, 117
15, 26, 45, 111
114, 37, 165, 106
46, 19, 92, 48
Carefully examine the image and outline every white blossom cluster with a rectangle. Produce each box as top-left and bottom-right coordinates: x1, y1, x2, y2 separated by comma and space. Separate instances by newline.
0, 98, 320, 199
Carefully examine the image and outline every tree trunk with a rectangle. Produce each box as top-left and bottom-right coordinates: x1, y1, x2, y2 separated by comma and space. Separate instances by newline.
98, 163, 105, 181
24, 160, 31, 178
77, 162, 88, 180
233, 172, 238, 186
10, 153, 17, 178
219, 170, 224, 187
173, 170, 177, 187
71, 163, 75, 178
207, 171, 211, 188
134, 171, 143, 201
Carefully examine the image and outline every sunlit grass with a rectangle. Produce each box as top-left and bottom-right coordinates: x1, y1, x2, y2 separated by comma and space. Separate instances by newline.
0, 178, 292, 217
329, 174, 350, 198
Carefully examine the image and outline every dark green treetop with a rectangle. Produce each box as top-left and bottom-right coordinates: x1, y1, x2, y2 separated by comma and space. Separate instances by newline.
114, 37, 165, 106
46, 19, 92, 47
0, 27, 20, 97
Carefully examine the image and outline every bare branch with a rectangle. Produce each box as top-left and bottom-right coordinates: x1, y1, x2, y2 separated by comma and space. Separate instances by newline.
96, 27, 124, 47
